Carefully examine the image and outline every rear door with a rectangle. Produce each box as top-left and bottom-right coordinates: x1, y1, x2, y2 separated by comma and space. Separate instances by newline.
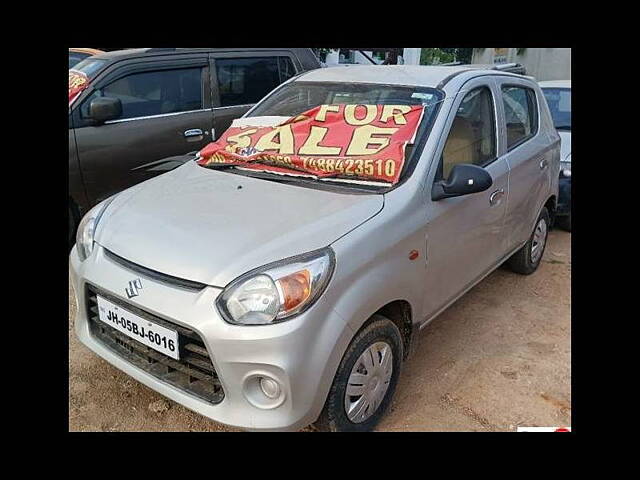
73, 54, 213, 205
493, 77, 552, 251
209, 51, 300, 139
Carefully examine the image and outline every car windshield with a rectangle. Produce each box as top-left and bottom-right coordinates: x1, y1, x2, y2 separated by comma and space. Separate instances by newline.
213, 81, 445, 189
69, 52, 91, 69
248, 81, 443, 118
71, 58, 107, 78
542, 87, 571, 130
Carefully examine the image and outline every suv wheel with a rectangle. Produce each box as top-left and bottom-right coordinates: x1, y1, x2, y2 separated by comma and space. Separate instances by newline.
314, 315, 403, 432
507, 207, 550, 275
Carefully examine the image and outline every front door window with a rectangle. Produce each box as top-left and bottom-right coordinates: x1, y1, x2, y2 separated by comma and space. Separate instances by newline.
441, 87, 496, 179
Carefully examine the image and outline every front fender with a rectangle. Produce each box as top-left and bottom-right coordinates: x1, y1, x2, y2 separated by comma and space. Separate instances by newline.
325, 194, 427, 338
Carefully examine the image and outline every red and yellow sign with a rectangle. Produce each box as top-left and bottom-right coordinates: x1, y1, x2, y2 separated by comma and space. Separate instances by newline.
69, 70, 90, 105
197, 104, 425, 184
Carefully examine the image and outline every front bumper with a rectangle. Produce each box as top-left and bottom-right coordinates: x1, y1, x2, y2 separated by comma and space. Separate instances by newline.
70, 244, 354, 431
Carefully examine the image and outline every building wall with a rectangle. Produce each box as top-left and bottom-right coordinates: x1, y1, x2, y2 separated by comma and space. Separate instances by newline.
402, 48, 422, 65
471, 48, 571, 81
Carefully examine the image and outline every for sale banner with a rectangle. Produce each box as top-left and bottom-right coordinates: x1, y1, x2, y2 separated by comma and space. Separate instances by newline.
197, 104, 425, 184
69, 70, 90, 105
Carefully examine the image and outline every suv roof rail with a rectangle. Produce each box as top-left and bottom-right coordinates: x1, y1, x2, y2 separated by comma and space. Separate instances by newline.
146, 48, 177, 52
491, 63, 526, 74
492, 62, 518, 70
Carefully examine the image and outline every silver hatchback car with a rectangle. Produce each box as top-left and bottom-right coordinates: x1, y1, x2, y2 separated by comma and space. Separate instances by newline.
69, 65, 560, 432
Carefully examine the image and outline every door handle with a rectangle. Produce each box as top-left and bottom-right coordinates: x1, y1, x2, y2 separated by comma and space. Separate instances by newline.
539, 158, 549, 170
184, 128, 203, 138
489, 188, 505, 206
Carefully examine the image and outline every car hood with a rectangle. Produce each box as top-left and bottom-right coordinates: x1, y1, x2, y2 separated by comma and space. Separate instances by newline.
558, 130, 571, 161
96, 161, 384, 287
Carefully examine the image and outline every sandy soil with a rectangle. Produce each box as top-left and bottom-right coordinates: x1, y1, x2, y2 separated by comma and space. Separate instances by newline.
69, 230, 570, 432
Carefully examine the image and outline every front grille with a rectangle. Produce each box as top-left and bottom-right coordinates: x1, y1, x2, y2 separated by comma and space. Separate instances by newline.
104, 249, 208, 291
85, 284, 224, 404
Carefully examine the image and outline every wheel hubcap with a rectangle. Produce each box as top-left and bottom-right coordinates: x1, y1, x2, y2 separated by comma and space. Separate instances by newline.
344, 341, 393, 423
530, 218, 547, 264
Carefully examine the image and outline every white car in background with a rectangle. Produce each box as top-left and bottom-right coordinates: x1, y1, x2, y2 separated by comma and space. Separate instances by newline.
540, 80, 571, 231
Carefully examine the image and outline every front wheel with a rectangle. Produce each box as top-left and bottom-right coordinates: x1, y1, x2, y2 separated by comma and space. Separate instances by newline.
506, 207, 550, 275
314, 315, 403, 432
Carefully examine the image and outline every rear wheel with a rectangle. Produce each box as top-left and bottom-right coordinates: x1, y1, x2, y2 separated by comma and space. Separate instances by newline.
314, 315, 403, 432
507, 207, 550, 275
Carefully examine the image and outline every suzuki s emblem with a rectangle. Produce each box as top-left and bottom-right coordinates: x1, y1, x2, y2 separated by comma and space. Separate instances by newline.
125, 278, 143, 299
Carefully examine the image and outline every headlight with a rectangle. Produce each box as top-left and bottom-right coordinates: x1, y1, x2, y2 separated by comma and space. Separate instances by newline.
216, 248, 335, 325
560, 160, 571, 178
75, 197, 115, 261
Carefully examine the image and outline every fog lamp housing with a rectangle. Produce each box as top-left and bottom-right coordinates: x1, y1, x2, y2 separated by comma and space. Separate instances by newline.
260, 377, 281, 399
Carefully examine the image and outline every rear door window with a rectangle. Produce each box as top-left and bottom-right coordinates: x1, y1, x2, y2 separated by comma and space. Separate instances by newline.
81, 67, 203, 120
216, 56, 296, 107
502, 86, 537, 149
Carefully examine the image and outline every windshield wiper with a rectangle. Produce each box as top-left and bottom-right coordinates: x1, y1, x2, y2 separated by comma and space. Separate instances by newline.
201, 159, 389, 188
226, 168, 313, 185
202, 163, 242, 170
202, 158, 310, 176
316, 171, 391, 187
556, 125, 571, 130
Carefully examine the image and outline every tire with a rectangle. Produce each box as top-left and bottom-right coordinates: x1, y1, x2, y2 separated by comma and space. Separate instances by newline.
314, 315, 403, 432
507, 207, 550, 275
557, 211, 571, 232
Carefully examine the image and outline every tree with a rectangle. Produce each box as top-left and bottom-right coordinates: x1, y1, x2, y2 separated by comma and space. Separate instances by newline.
312, 48, 334, 62
420, 48, 474, 65
420, 48, 454, 65
453, 48, 473, 63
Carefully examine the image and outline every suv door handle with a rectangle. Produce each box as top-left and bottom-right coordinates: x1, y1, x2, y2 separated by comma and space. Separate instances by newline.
184, 129, 203, 138
539, 158, 549, 170
489, 188, 505, 206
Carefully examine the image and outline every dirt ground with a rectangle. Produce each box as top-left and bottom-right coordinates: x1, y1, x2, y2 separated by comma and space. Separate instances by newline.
69, 230, 571, 432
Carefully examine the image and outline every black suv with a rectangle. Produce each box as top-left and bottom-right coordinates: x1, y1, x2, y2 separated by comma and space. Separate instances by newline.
69, 48, 321, 246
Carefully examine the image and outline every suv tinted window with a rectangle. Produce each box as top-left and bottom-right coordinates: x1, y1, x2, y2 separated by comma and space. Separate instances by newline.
441, 87, 496, 178
82, 67, 203, 120
542, 88, 571, 130
279, 56, 296, 83
502, 86, 537, 149
216, 57, 296, 107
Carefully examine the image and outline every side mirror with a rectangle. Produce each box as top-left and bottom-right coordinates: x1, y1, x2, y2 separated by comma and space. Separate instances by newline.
432, 164, 493, 201
89, 97, 122, 124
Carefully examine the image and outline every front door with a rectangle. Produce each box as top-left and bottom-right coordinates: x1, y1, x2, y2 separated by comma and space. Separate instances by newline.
73, 57, 214, 205
421, 78, 510, 321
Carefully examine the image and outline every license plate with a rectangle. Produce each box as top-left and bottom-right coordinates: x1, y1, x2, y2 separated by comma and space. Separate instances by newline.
96, 295, 180, 360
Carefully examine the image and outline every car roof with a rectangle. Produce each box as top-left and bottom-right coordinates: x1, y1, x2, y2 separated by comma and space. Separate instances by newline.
91, 47, 311, 62
295, 65, 524, 88
538, 80, 571, 89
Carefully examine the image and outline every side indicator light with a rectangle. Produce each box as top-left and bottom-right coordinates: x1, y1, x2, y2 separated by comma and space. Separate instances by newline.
409, 250, 419, 260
